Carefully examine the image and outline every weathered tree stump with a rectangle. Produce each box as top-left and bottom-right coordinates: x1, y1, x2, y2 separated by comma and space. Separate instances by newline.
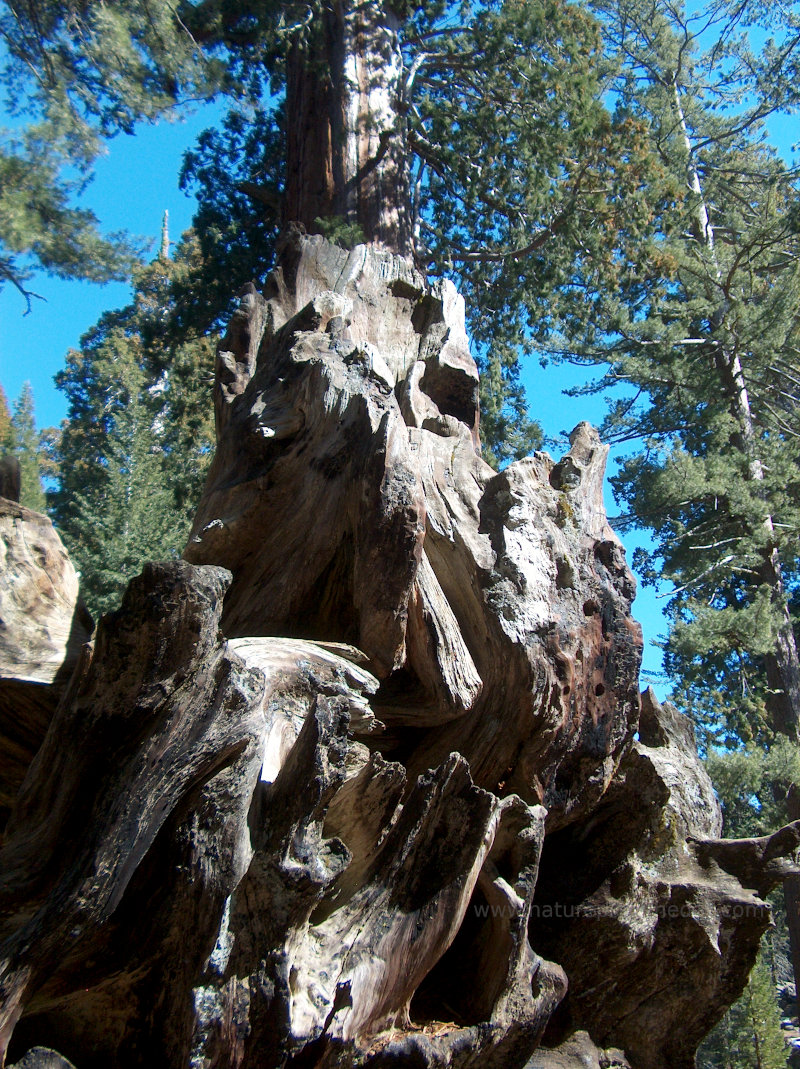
1, 236, 796, 1068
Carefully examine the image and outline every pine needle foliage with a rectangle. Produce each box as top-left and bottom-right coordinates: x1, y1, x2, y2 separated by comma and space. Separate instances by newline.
49, 236, 215, 618
539, 0, 800, 744
0, 381, 47, 510
0, 0, 231, 305
697, 946, 788, 1069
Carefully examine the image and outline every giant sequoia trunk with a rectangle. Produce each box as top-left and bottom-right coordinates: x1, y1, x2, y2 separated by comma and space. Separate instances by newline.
2, 11, 800, 1069
283, 0, 412, 253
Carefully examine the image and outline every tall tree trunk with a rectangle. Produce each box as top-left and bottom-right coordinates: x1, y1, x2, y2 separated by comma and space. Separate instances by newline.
283, 0, 412, 254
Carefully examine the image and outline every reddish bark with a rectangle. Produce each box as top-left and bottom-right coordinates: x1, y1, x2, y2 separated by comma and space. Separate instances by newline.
283, 1, 412, 254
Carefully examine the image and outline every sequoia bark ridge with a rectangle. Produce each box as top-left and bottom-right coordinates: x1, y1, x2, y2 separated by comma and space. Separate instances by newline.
283, 1, 412, 253
1, 235, 798, 1068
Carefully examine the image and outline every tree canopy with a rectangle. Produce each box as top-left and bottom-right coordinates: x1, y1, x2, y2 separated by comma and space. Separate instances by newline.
534, 0, 800, 748
0, 0, 230, 306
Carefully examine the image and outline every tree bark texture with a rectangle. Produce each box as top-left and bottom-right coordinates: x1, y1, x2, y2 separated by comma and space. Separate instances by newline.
283, 1, 412, 255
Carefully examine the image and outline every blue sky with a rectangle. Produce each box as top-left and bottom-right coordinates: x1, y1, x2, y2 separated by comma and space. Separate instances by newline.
0, 106, 222, 427
0, 82, 796, 694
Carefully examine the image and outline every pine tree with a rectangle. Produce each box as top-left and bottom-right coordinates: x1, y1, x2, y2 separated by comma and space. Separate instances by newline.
0, 385, 12, 452
0, 132, 138, 310
0, 383, 47, 511
51, 235, 215, 617
697, 946, 788, 1069
535, 0, 800, 1001
59, 341, 176, 616
535, 0, 800, 743
0, 0, 228, 306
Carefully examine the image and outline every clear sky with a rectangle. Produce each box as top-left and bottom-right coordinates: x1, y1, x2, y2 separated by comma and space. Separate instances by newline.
0, 105, 221, 429
0, 90, 795, 696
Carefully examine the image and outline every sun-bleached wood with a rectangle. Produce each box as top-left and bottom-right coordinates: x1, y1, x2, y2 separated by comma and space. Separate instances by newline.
1, 237, 798, 1069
